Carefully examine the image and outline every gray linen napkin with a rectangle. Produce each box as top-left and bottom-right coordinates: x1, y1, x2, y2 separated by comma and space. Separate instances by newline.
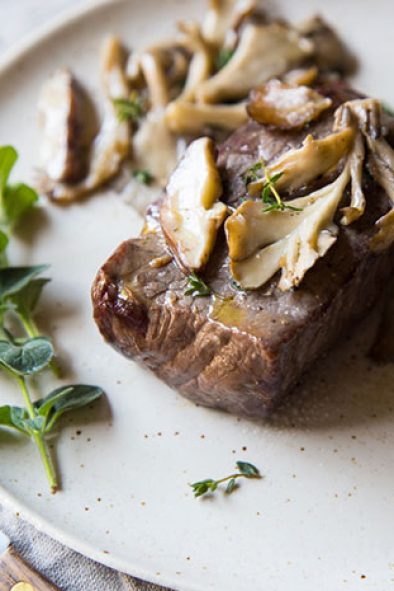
0, 504, 171, 591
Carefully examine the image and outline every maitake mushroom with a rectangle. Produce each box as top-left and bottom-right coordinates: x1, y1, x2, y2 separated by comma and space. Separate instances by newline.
160, 137, 228, 271
248, 128, 355, 195
227, 165, 350, 290
196, 23, 313, 104
227, 97, 394, 290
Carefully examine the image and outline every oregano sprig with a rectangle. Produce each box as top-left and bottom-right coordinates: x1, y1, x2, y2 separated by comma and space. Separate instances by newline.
190, 461, 261, 498
0, 146, 104, 493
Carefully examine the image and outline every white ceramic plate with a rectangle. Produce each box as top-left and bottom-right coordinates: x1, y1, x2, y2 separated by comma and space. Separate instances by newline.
0, 1, 393, 589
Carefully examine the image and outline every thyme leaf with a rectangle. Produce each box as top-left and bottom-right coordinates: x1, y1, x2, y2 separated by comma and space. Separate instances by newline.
190, 461, 261, 498
132, 169, 153, 185
216, 47, 235, 70
185, 272, 212, 298
113, 91, 144, 122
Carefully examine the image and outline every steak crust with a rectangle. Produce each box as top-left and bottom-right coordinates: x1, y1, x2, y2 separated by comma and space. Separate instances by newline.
92, 83, 394, 418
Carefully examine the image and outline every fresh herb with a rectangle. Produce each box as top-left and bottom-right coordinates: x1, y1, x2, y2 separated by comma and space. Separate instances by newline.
243, 160, 302, 213
216, 47, 235, 70
0, 146, 104, 493
185, 272, 212, 298
190, 461, 261, 498
133, 169, 153, 185
242, 161, 264, 185
113, 91, 144, 123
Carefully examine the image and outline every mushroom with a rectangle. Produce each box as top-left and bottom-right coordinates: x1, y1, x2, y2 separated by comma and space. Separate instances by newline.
229, 164, 351, 290
165, 100, 247, 134
247, 79, 332, 130
297, 15, 357, 74
38, 69, 92, 184
248, 128, 355, 195
334, 98, 394, 244
333, 100, 369, 225
202, 0, 257, 47
367, 137, 394, 250
132, 50, 179, 185
43, 36, 131, 202
196, 23, 313, 104
176, 21, 213, 102
160, 137, 228, 271
283, 66, 318, 87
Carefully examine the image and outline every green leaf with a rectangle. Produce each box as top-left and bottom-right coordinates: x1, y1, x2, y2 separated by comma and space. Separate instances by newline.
3, 182, 38, 226
216, 47, 234, 70
185, 273, 211, 298
0, 265, 49, 299
262, 185, 272, 203
270, 172, 284, 184
0, 337, 54, 375
236, 461, 260, 477
0, 230, 8, 254
113, 92, 144, 122
10, 278, 50, 319
34, 384, 104, 431
0, 404, 13, 427
0, 405, 28, 435
0, 146, 18, 195
132, 169, 153, 185
225, 478, 237, 494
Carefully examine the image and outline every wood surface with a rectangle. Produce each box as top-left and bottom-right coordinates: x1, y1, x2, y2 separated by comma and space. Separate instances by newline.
0, 545, 59, 591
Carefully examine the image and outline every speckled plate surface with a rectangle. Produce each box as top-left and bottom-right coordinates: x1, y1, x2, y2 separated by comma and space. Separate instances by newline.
0, 1, 393, 589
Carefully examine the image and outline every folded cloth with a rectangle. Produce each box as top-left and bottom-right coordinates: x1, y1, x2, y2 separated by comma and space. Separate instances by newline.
0, 504, 171, 591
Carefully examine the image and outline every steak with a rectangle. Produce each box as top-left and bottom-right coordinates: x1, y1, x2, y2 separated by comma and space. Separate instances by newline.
92, 82, 394, 418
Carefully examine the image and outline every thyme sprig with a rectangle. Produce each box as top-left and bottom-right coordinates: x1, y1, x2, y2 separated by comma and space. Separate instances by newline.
190, 461, 261, 498
243, 160, 303, 213
185, 272, 212, 298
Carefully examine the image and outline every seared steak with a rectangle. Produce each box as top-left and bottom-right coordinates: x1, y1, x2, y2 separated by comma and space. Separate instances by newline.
92, 83, 394, 418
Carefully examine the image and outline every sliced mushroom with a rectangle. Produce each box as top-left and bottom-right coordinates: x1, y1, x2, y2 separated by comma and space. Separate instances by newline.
38, 69, 92, 184
43, 36, 130, 202
248, 128, 354, 195
165, 100, 247, 134
202, 0, 257, 46
247, 79, 332, 130
297, 15, 357, 74
160, 137, 227, 271
230, 165, 351, 290
196, 23, 313, 104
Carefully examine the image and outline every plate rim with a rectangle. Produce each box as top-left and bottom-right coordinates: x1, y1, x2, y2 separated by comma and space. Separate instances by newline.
0, 1, 191, 589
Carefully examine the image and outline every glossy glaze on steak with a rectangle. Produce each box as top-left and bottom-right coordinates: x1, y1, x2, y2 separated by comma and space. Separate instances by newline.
92, 83, 394, 418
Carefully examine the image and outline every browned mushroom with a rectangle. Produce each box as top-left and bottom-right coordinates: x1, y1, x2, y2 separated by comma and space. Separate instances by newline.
38, 69, 92, 184
247, 79, 332, 130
